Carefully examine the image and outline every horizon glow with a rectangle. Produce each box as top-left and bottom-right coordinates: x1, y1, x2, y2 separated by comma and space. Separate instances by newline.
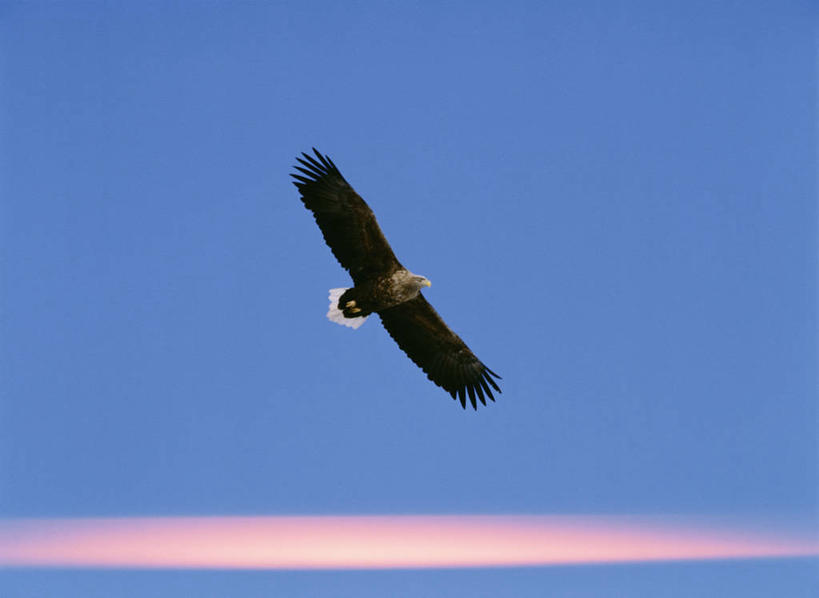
1, 514, 816, 570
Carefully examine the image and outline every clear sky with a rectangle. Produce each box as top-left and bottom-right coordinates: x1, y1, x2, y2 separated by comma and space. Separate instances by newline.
1, 1, 816, 596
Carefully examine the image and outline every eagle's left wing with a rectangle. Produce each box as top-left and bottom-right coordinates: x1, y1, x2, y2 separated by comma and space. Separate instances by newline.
378, 295, 501, 409
291, 149, 403, 283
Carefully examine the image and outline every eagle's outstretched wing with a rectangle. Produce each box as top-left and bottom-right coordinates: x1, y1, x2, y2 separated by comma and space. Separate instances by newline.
291, 149, 402, 283
378, 295, 501, 409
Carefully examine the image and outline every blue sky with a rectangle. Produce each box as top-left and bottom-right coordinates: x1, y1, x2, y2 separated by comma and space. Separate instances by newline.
1, 1, 816, 596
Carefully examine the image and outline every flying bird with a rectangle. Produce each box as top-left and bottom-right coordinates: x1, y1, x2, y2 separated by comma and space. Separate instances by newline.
291, 149, 501, 409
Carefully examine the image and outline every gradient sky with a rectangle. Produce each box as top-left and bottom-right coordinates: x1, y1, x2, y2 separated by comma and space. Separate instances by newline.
1, 1, 817, 596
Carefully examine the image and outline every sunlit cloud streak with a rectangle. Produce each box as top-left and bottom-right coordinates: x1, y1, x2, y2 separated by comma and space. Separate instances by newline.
1, 515, 816, 569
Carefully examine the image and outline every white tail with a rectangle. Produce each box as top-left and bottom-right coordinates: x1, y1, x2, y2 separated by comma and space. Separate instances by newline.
327, 288, 368, 329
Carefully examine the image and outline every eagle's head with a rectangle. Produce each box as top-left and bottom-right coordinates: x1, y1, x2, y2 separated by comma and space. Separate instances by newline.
412, 275, 432, 289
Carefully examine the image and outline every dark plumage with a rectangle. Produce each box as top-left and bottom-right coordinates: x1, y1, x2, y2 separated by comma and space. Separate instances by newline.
291, 148, 501, 409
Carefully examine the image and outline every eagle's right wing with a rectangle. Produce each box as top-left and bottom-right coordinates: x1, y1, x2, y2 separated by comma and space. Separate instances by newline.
378, 294, 501, 409
291, 149, 402, 283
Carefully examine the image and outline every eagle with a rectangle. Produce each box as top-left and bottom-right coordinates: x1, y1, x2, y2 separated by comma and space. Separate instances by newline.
291, 149, 501, 409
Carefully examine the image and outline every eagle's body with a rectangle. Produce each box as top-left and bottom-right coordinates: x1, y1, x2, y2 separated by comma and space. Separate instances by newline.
335, 269, 428, 316
291, 149, 501, 409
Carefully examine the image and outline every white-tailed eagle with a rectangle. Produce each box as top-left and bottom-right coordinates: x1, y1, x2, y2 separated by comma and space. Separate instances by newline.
291, 149, 501, 409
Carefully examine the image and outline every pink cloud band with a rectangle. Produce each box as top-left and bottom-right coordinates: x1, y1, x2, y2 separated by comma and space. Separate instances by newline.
1, 514, 816, 569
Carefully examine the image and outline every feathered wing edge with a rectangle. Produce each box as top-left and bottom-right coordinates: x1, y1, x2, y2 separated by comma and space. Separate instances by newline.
291, 147, 346, 194
378, 295, 501, 410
